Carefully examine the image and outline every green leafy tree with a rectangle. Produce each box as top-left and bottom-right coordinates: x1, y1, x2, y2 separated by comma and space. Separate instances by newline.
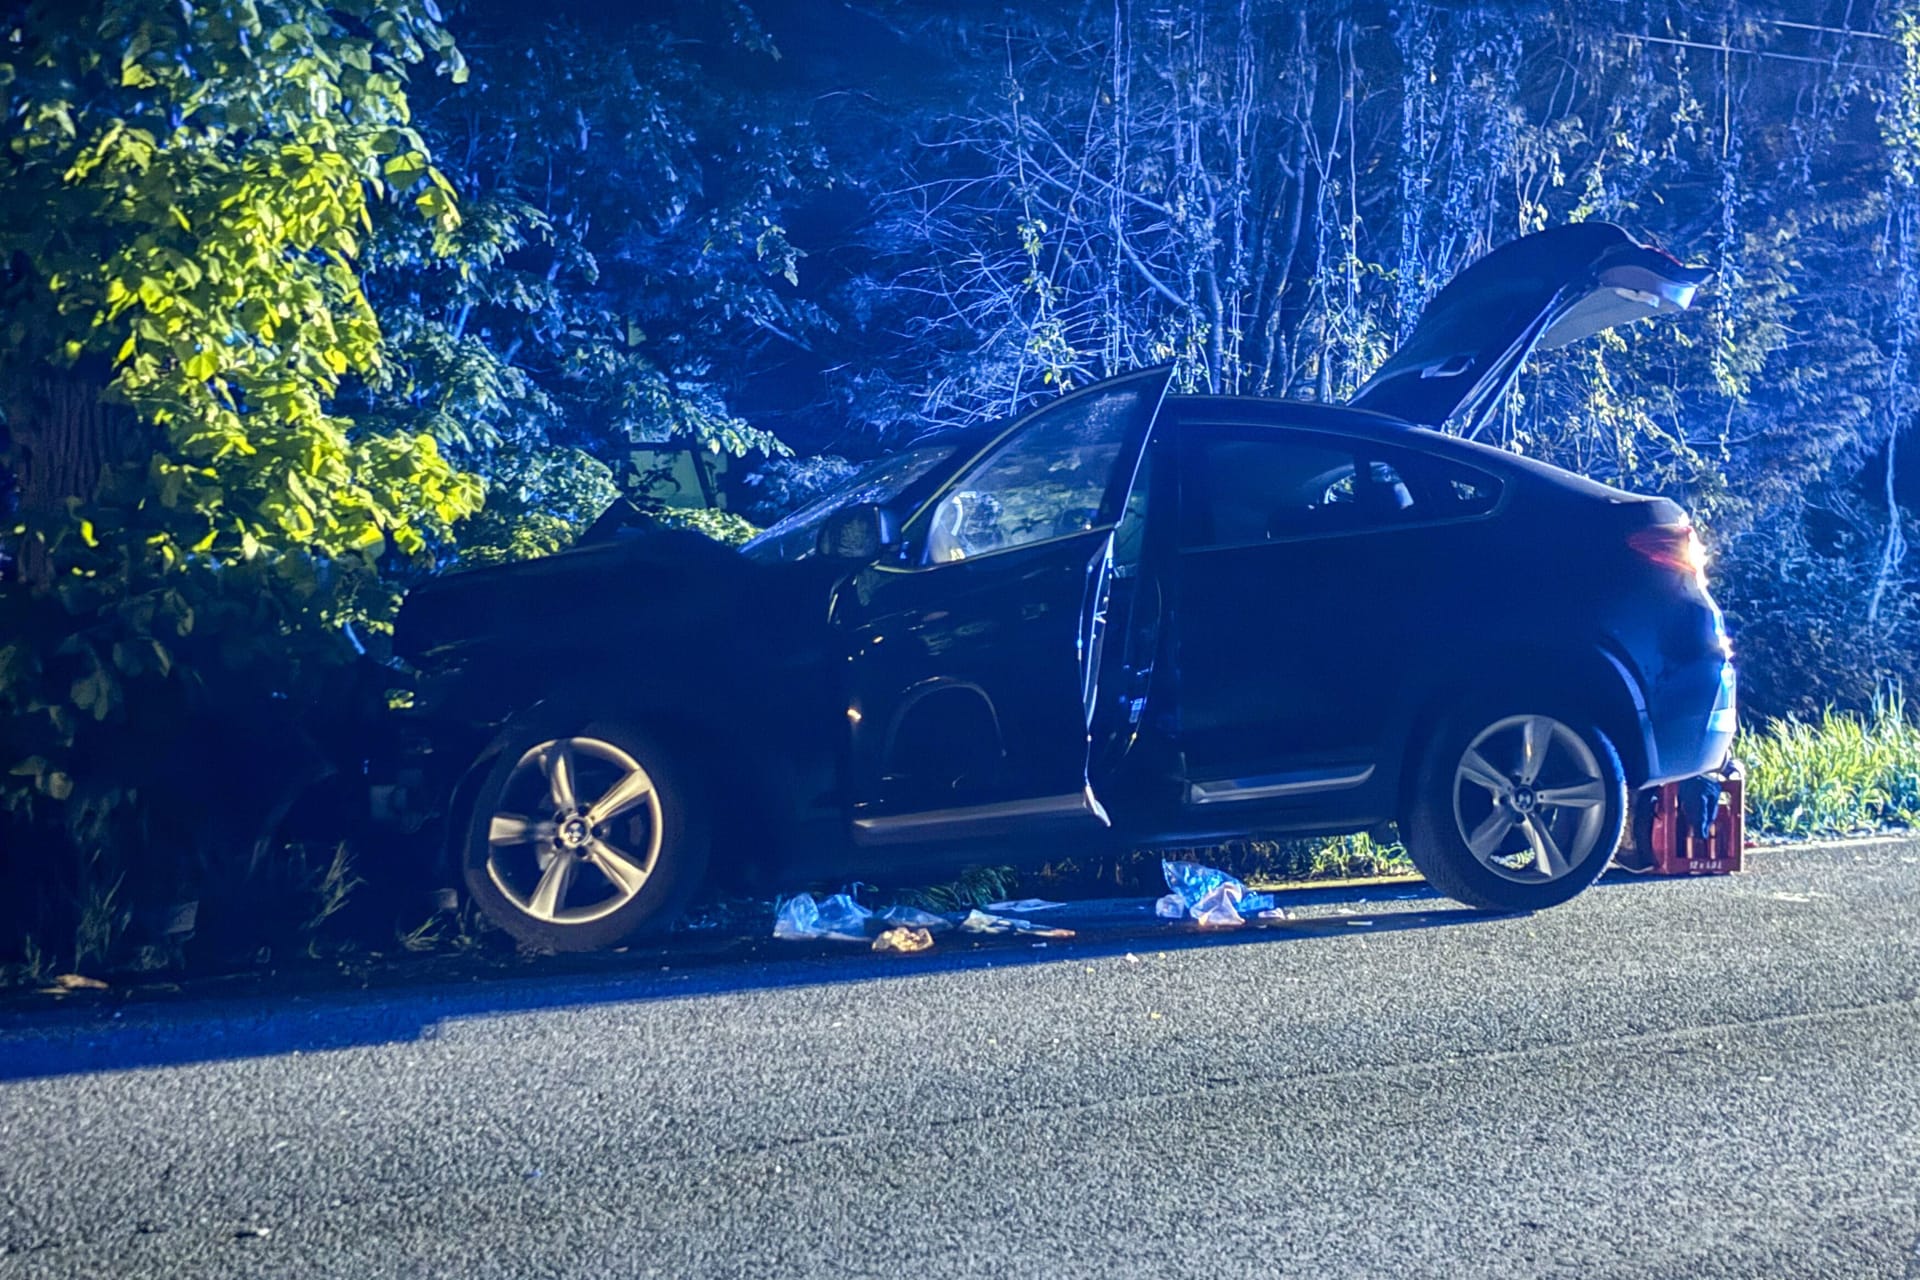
0, 0, 480, 954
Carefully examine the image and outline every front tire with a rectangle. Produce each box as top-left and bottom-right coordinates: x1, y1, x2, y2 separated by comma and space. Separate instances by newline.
463, 720, 708, 951
1403, 705, 1626, 912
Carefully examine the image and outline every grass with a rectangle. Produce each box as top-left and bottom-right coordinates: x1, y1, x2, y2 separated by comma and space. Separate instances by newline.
0, 935, 52, 990
1740, 694, 1920, 840
293, 843, 366, 955
396, 898, 495, 954
1030, 829, 1416, 900
888, 865, 1020, 912
71, 865, 126, 973
1152, 831, 1415, 889
1284, 830, 1415, 883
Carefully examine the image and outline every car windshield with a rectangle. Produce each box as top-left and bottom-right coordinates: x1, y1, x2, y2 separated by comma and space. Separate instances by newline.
740, 444, 961, 564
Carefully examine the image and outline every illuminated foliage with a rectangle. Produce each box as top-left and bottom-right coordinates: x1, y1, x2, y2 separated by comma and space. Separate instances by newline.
0, 0, 477, 899
1, 0, 481, 567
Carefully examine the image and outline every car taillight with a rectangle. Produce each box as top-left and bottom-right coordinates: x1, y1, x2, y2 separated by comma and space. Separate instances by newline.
1628, 522, 1709, 587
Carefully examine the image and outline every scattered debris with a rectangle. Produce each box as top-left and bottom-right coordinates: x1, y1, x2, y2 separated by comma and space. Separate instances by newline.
233, 1225, 271, 1240
41, 973, 109, 993
772, 892, 873, 942
1190, 883, 1245, 928
985, 898, 1066, 913
872, 926, 935, 954
1157, 860, 1285, 926
772, 888, 1080, 946
958, 909, 1075, 939
876, 904, 952, 932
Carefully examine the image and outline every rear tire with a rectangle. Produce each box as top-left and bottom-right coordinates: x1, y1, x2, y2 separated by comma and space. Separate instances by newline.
1403, 701, 1626, 912
462, 719, 708, 951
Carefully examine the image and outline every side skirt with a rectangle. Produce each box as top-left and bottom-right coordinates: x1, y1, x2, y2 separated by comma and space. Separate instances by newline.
851, 785, 1111, 847
1184, 763, 1376, 807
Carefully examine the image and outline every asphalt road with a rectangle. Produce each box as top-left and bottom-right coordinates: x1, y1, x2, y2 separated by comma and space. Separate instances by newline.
2, 838, 1918, 1279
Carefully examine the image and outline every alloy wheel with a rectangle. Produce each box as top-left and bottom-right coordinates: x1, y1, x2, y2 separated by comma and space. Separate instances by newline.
1451, 715, 1609, 884
484, 737, 663, 925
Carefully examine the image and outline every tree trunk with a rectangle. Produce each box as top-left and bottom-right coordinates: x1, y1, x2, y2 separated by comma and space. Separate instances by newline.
3, 368, 140, 588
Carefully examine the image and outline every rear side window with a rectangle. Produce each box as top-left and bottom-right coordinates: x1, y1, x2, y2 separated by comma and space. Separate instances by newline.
1444, 469, 1501, 514
1179, 429, 1501, 549
1180, 433, 1416, 547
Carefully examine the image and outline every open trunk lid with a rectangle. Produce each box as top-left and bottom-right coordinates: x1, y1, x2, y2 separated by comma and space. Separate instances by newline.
1349, 223, 1710, 434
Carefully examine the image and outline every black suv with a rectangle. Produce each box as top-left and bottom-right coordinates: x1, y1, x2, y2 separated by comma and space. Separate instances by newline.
395, 223, 1738, 950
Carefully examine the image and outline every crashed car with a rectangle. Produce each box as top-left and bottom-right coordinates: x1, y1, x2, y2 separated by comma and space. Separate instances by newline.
391, 222, 1737, 950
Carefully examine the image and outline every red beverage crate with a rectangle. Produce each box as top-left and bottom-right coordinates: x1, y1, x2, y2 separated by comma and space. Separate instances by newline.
1646, 760, 1744, 875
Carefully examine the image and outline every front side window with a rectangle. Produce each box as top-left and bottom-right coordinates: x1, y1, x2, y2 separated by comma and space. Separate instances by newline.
741, 444, 959, 564
921, 383, 1153, 565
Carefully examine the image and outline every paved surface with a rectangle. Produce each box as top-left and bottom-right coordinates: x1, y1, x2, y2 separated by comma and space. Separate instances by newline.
2, 839, 1918, 1279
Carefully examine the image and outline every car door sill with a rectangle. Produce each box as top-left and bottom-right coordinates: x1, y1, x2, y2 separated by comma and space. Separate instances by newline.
1185, 764, 1376, 806
852, 786, 1111, 846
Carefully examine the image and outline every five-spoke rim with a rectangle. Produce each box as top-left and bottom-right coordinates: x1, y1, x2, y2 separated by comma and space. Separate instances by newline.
1452, 715, 1609, 884
485, 737, 663, 924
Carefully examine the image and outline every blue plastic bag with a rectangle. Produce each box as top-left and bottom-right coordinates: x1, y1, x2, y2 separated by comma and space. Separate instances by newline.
877, 904, 954, 932
1161, 860, 1277, 923
1190, 882, 1244, 927
1163, 860, 1246, 907
773, 892, 873, 942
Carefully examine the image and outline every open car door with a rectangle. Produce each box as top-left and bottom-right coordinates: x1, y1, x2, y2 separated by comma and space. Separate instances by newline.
1349, 222, 1710, 434
834, 368, 1172, 847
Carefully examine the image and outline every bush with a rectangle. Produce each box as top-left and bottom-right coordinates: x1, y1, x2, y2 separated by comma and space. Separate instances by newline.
651, 507, 762, 547
1715, 517, 1920, 722
1156, 831, 1414, 886
1740, 695, 1920, 840
1031, 829, 1414, 897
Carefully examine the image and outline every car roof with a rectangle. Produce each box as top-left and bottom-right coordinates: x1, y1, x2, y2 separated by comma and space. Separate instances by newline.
886, 389, 1648, 509
1167, 393, 1421, 440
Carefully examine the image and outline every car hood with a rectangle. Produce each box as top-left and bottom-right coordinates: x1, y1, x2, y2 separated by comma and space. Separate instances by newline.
1348, 222, 1710, 433
394, 529, 756, 665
